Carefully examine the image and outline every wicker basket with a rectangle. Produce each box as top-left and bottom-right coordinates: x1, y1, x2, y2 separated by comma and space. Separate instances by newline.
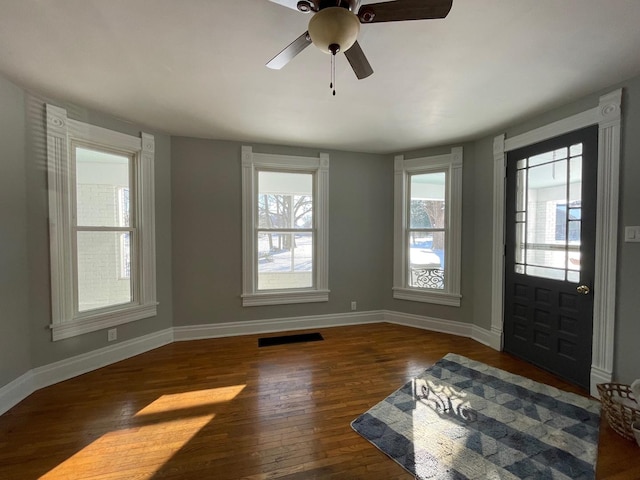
597, 383, 640, 440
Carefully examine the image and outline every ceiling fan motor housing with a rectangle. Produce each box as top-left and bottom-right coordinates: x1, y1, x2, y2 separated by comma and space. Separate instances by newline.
308, 6, 360, 54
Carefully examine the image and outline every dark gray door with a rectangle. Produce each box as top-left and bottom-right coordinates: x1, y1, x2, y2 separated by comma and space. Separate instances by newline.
504, 126, 598, 389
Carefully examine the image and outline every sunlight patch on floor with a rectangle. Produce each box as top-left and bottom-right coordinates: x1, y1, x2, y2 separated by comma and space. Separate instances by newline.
135, 385, 246, 416
41, 385, 245, 480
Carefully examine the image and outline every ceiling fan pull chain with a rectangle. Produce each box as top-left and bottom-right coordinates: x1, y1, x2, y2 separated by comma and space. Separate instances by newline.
329, 43, 339, 96
331, 52, 336, 96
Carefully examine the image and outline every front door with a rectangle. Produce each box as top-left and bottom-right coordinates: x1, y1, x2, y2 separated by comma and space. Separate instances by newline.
504, 126, 598, 390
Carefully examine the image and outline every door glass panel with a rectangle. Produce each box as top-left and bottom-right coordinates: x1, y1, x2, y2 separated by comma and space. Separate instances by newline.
515, 222, 525, 264
569, 157, 582, 203
516, 168, 526, 212
514, 144, 584, 282
569, 143, 583, 156
528, 147, 568, 167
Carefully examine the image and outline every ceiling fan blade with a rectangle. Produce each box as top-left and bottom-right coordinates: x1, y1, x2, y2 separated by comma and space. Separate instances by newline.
357, 0, 453, 23
344, 41, 373, 79
266, 31, 312, 70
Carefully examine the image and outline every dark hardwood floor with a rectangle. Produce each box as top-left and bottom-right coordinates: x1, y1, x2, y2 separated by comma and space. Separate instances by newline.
0, 323, 638, 479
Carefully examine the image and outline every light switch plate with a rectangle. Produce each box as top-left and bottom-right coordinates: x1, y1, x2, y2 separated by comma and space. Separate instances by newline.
624, 226, 640, 242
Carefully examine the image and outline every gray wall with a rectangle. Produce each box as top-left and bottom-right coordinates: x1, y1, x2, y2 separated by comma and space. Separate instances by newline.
23, 93, 174, 368
613, 78, 640, 383
0, 75, 31, 386
171, 138, 482, 328
171, 138, 390, 325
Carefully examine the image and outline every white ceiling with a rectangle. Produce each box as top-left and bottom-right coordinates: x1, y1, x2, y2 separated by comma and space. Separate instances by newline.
1, 0, 639, 154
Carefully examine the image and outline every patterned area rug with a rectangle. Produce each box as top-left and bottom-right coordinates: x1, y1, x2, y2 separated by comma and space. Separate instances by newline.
351, 354, 600, 480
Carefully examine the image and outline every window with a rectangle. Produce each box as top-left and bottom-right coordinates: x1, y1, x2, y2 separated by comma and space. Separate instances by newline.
241, 146, 329, 306
46, 104, 157, 340
393, 148, 463, 306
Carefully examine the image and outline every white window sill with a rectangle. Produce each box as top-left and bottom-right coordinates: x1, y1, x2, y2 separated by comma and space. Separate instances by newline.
242, 290, 330, 307
51, 303, 158, 341
392, 288, 461, 307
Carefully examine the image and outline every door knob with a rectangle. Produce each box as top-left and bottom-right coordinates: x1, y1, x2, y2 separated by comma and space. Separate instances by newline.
577, 285, 590, 295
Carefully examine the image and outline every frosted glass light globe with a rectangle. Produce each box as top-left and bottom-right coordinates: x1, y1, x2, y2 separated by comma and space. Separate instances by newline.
308, 7, 360, 54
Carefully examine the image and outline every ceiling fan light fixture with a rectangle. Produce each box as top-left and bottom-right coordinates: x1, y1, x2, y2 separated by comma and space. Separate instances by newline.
308, 6, 360, 54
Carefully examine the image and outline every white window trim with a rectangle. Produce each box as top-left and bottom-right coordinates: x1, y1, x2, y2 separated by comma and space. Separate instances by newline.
241, 146, 329, 306
393, 147, 463, 306
46, 104, 157, 341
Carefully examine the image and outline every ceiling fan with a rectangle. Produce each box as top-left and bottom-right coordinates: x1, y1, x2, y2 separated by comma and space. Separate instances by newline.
266, 0, 453, 83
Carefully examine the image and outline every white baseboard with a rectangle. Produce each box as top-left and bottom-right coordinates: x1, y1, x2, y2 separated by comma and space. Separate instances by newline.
0, 371, 35, 416
0, 328, 173, 416
383, 310, 497, 350
174, 311, 385, 341
590, 365, 613, 398
472, 325, 502, 350
1, 311, 497, 416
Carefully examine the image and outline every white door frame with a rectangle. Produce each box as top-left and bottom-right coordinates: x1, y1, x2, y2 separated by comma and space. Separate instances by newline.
491, 89, 622, 397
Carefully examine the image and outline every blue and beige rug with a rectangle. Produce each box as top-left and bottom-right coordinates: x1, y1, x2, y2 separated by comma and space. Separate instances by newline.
351, 353, 600, 479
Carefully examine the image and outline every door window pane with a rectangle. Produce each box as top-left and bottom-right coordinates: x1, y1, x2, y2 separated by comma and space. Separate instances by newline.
514, 143, 584, 281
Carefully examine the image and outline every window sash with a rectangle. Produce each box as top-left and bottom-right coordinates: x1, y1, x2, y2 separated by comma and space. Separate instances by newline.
71, 143, 138, 315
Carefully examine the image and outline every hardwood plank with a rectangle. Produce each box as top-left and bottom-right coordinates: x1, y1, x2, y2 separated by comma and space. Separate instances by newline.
0, 323, 635, 479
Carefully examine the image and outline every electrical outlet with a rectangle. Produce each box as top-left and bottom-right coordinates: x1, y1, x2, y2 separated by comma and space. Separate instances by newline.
107, 328, 117, 342
351, 301, 357, 311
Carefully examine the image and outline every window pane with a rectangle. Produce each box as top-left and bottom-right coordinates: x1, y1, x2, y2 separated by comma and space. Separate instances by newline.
569, 143, 583, 156
569, 157, 582, 203
75, 147, 130, 227
525, 265, 565, 281
409, 172, 446, 229
257, 232, 313, 290
77, 231, 132, 312
258, 172, 313, 229
408, 231, 445, 290
528, 147, 568, 167
515, 221, 525, 264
